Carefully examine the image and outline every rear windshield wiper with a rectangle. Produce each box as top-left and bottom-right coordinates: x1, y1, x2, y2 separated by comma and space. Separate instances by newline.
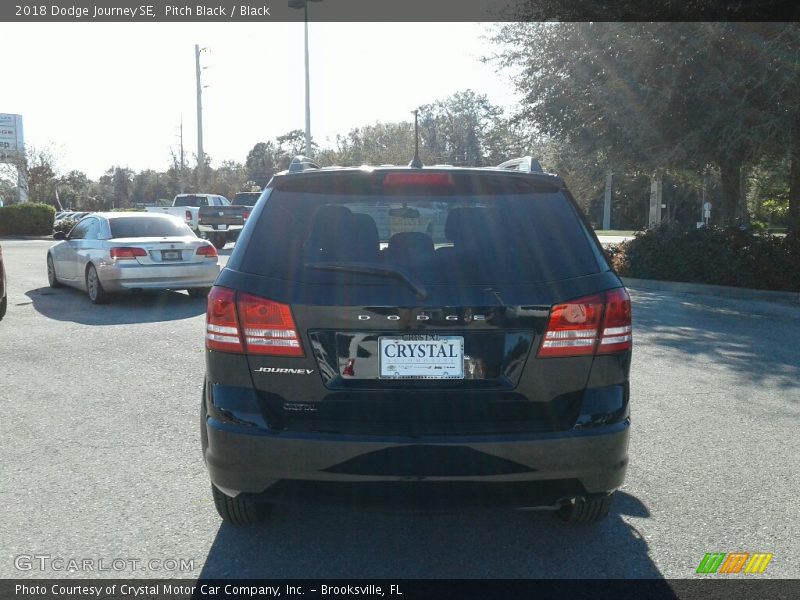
304, 261, 429, 300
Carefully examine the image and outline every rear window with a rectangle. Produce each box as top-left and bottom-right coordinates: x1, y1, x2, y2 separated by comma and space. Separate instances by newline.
240, 172, 603, 286
110, 217, 195, 238
174, 195, 208, 207
233, 192, 262, 206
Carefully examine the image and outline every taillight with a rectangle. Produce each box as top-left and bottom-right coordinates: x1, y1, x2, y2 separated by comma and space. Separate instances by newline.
206, 287, 244, 353
538, 294, 604, 357
538, 289, 632, 358
110, 247, 147, 260
197, 244, 217, 258
205, 289, 304, 357
185, 210, 192, 221
383, 172, 454, 187
598, 287, 633, 354
243, 210, 251, 222
237, 293, 304, 357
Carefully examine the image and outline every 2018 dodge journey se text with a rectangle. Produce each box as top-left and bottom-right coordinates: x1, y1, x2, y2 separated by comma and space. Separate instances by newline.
201, 155, 632, 525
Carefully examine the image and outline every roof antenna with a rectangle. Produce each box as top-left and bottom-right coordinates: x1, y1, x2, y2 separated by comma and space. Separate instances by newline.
408, 109, 423, 168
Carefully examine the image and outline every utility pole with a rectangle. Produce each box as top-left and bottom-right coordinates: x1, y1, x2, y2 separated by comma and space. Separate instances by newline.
289, 0, 323, 156
649, 172, 663, 228
195, 44, 205, 183
177, 118, 186, 193
302, 2, 311, 156
602, 166, 613, 230
409, 109, 422, 168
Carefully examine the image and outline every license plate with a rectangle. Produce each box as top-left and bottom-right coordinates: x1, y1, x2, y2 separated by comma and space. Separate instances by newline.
162, 250, 182, 261
379, 335, 464, 379
216, 224, 227, 230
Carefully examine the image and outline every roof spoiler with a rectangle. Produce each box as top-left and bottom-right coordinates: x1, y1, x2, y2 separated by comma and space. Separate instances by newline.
496, 156, 544, 174
288, 155, 321, 173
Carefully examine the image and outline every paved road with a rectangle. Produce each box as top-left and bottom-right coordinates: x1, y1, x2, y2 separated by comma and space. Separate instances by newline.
1, 239, 798, 579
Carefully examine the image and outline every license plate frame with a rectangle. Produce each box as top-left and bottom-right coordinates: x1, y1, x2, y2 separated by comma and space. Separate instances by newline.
216, 224, 228, 230
161, 250, 182, 261
379, 335, 464, 379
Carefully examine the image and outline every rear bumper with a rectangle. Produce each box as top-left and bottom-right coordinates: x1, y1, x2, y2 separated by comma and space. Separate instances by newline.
97, 261, 219, 291
203, 417, 629, 507
198, 225, 243, 233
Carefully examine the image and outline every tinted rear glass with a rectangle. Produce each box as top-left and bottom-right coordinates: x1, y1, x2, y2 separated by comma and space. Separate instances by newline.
173, 195, 208, 207
240, 172, 602, 285
110, 217, 195, 238
233, 192, 261, 206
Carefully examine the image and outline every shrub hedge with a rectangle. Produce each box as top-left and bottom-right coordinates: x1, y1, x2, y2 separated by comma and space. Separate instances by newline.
0, 203, 55, 235
610, 223, 800, 292
53, 217, 80, 235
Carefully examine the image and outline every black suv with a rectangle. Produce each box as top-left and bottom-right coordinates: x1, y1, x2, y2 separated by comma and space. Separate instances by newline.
201, 156, 631, 525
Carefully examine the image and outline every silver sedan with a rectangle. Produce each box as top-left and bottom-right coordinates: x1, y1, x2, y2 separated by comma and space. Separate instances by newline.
47, 212, 220, 304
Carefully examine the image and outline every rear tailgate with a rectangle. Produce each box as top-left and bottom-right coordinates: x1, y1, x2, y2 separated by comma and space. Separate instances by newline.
111, 237, 210, 264
198, 205, 248, 230
211, 274, 622, 436
214, 169, 624, 435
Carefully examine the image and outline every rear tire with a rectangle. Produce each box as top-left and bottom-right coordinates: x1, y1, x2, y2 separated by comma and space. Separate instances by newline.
211, 484, 270, 525
555, 492, 615, 525
211, 234, 227, 250
188, 287, 211, 298
0, 295, 6, 321
47, 254, 62, 288
86, 264, 110, 304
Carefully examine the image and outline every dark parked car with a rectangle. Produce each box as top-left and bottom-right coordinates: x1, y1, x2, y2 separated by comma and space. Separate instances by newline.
201, 156, 632, 524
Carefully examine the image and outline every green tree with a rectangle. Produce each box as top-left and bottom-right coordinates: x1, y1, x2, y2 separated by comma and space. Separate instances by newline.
418, 90, 511, 166
131, 170, 169, 206
490, 22, 795, 226
245, 142, 278, 188
99, 166, 135, 208
276, 130, 309, 160
319, 122, 415, 166
207, 160, 248, 199
3, 146, 60, 205
57, 170, 90, 209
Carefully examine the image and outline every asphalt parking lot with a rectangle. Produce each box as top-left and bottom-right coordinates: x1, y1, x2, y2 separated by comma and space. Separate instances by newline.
1, 238, 798, 579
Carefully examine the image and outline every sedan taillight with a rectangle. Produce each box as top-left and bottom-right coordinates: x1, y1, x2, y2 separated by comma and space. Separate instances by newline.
197, 245, 217, 258
110, 247, 147, 260
538, 288, 632, 358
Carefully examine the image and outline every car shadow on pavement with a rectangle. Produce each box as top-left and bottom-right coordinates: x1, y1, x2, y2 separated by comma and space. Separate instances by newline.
629, 288, 800, 392
25, 286, 207, 325
197, 491, 660, 578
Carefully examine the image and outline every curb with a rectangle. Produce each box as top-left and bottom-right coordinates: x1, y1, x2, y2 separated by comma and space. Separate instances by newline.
622, 277, 800, 305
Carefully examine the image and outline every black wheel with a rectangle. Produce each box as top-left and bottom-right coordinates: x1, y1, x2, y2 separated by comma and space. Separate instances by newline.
188, 287, 211, 298
0, 295, 6, 321
211, 234, 227, 250
211, 484, 270, 525
47, 254, 62, 288
555, 492, 615, 525
86, 264, 110, 304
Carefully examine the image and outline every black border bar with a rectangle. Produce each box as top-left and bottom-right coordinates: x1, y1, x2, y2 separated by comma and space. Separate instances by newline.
2, 1, 799, 23
2, 579, 800, 600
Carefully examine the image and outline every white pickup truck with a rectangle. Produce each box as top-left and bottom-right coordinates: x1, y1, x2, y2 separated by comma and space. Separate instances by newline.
145, 194, 230, 234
